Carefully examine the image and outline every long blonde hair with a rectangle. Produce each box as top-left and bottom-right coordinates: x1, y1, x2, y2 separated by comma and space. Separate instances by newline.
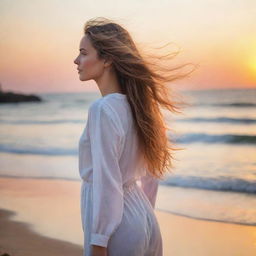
84, 17, 198, 180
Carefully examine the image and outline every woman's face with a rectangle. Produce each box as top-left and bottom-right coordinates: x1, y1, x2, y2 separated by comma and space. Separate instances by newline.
74, 35, 105, 81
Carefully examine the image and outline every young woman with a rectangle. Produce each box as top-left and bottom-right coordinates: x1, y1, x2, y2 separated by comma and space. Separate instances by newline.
74, 17, 195, 256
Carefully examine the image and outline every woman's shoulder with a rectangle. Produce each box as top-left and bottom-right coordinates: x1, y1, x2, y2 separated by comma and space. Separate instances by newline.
88, 96, 122, 128
89, 94, 127, 117
88, 96, 113, 116
88, 96, 126, 135
88, 97, 105, 113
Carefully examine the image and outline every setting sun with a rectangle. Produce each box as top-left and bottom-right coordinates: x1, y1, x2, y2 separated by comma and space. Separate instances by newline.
248, 54, 256, 74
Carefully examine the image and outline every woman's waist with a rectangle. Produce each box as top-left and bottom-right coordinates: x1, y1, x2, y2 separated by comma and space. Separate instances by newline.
82, 178, 139, 190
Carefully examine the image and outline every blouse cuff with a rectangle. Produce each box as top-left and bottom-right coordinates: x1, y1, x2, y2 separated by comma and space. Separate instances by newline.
90, 233, 110, 247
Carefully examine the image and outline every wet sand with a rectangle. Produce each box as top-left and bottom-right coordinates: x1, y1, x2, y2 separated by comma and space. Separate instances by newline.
0, 208, 83, 256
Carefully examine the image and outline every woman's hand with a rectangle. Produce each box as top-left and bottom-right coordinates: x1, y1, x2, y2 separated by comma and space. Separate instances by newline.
91, 245, 107, 256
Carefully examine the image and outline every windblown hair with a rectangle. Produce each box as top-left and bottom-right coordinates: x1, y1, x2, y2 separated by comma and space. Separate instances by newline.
83, 17, 198, 180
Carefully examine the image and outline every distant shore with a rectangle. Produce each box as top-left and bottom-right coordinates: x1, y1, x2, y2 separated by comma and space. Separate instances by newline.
0, 177, 255, 256
0, 90, 42, 103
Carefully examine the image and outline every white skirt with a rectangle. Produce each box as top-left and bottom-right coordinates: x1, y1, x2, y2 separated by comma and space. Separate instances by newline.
80, 179, 163, 256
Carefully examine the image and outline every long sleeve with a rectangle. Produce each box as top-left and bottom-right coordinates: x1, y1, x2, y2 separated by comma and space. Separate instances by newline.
140, 171, 159, 209
88, 101, 125, 248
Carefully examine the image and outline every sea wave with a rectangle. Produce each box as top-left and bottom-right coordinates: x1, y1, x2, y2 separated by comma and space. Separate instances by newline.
0, 119, 85, 125
160, 175, 256, 194
194, 102, 256, 107
0, 144, 77, 156
177, 117, 256, 124
1, 132, 255, 157
172, 133, 256, 144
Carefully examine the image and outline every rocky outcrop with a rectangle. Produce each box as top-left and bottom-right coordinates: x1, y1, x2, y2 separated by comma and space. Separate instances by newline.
0, 91, 42, 103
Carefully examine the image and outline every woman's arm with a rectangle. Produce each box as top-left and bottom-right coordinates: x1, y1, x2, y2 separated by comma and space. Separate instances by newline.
140, 171, 159, 209
88, 101, 125, 249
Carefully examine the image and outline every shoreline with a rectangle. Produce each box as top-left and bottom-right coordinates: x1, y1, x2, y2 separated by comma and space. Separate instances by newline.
0, 174, 255, 227
0, 177, 255, 255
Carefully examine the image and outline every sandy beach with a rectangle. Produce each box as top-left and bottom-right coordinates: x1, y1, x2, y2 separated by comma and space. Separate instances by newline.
0, 177, 255, 256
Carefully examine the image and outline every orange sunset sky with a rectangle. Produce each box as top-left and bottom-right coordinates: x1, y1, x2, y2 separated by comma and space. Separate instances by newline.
0, 0, 255, 93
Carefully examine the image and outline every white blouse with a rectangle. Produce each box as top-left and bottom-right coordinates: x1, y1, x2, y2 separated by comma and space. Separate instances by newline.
78, 93, 159, 247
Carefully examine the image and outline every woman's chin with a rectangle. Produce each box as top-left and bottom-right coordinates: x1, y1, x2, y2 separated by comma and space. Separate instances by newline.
79, 74, 86, 81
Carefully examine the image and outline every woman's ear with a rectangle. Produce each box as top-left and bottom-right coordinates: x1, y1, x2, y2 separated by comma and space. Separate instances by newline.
103, 57, 113, 68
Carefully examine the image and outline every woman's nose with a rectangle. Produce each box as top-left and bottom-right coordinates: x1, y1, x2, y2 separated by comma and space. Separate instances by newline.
74, 57, 78, 64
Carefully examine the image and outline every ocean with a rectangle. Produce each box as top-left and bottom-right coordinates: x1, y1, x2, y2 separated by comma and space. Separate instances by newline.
0, 88, 255, 226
